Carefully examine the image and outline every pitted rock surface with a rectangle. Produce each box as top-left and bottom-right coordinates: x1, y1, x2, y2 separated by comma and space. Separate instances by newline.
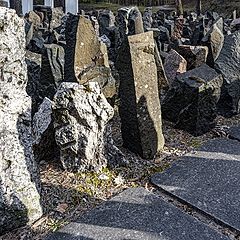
0, 7, 42, 234
52, 82, 125, 172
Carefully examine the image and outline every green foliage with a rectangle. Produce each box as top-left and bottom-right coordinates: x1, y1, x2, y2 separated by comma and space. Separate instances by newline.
189, 139, 203, 148
75, 167, 117, 197
48, 219, 69, 232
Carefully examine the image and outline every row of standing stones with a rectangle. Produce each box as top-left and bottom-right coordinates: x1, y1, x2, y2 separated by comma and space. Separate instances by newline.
0, 3, 240, 235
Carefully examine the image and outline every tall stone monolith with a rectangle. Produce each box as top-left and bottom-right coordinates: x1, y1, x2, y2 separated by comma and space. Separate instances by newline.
65, 15, 116, 102
116, 31, 165, 159
0, 7, 42, 234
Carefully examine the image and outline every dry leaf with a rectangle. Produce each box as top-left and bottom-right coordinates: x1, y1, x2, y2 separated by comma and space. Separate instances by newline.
55, 203, 68, 214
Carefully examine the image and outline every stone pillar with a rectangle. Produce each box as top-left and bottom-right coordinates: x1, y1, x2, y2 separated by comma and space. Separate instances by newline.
65, 0, 78, 14
44, 0, 54, 8
0, 0, 8, 7
9, 0, 22, 15
65, 15, 116, 102
116, 31, 165, 159
196, 0, 201, 16
233, 10, 237, 20
22, 0, 32, 15
175, 0, 183, 16
0, 7, 42, 234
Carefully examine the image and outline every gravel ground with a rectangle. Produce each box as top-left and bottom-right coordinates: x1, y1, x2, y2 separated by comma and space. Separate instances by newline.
1, 110, 240, 240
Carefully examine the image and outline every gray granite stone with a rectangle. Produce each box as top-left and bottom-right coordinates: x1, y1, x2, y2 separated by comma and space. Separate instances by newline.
116, 31, 164, 159
151, 138, 240, 231
45, 187, 230, 240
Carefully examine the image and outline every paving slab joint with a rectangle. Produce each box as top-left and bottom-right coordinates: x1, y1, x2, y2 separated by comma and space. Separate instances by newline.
151, 184, 240, 239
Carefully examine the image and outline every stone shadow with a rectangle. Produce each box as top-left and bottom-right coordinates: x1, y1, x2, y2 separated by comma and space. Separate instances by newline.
117, 39, 159, 159
45, 187, 228, 240
0, 177, 29, 235
17, 109, 41, 191
136, 95, 158, 159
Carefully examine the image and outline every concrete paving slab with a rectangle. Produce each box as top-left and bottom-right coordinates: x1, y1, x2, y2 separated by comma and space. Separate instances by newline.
46, 187, 230, 240
151, 138, 240, 231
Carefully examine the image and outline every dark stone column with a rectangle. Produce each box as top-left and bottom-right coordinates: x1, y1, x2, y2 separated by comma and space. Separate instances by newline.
0, 0, 8, 7
9, 0, 22, 15
54, 0, 65, 12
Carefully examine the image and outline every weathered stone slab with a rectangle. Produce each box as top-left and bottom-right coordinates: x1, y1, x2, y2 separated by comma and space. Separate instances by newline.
152, 138, 240, 231
98, 9, 115, 36
26, 43, 64, 115
215, 31, 240, 115
43, 43, 65, 89
176, 45, 208, 70
50, 7, 64, 29
116, 31, 164, 159
64, 13, 79, 82
65, 15, 116, 101
33, 5, 52, 29
143, 7, 153, 31
116, 6, 144, 37
26, 50, 42, 114
45, 187, 230, 240
164, 49, 187, 85
0, 7, 42, 234
154, 45, 168, 90
28, 10, 42, 29
202, 18, 224, 67
171, 17, 184, 42
162, 64, 223, 136
115, 6, 144, 50
9, 0, 22, 15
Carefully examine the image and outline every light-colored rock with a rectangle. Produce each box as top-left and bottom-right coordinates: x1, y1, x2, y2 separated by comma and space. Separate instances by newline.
0, 7, 42, 234
50, 7, 64, 29
52, 82, 125, 172
28, 10, 42, 29
33, 98, 52, 146
32, 98, 58, 162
